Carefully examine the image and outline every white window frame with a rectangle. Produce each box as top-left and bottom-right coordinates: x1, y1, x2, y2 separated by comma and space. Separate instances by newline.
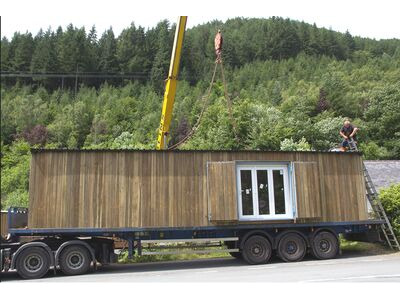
236, 164, 293, 221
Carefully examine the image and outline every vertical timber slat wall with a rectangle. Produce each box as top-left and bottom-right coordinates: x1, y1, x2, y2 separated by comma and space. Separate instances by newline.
207, 162, 238, 222
28, 150, 368, 228
294, 162, 322, 220
1, 211, 8, 237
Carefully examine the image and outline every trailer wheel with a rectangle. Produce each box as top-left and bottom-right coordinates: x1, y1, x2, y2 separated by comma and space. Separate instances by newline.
277, 232, 306, 262
59, 245, 91, 276
311, 231, 339, 260
242, 235, 272, 265
16, 247, 50, 279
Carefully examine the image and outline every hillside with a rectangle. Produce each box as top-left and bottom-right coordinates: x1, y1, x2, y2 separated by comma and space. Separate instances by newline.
1, 17, 400, 208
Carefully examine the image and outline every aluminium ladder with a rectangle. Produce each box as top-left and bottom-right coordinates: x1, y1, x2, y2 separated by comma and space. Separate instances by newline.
363, 163, 400, 251
347, 139, 399, 250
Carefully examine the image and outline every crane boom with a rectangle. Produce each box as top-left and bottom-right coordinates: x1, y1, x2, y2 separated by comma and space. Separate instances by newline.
156, 16, 187, 150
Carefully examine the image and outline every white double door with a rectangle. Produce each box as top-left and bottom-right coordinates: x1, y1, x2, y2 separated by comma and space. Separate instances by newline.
237, 166, 293, 220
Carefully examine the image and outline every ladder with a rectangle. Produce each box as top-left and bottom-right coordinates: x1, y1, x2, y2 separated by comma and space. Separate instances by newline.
348, 137, 358, 151
363, 163, 400, 250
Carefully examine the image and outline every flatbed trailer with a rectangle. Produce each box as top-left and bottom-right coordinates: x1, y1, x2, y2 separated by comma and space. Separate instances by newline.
0, 150, 391, 279
1, 209, 384, 279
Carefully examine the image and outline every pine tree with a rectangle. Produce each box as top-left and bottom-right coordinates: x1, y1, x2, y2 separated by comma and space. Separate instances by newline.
30, 29, 58, 73
1, 37, 10, 71
98, 28, 118, 73
10, 32, 34, 71
344, 30, 356, 56
86, 25, 99, 72
117, 23, 151, 74
56, 24, 80, 72
150, 20, 172, 92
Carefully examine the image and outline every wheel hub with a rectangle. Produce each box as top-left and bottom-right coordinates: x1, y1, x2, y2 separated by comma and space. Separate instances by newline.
24, 255, 43, 272
319, 239, 330, 252
66, 252, 84, 269
286, 241, 298, 255
252, 244, 263, 256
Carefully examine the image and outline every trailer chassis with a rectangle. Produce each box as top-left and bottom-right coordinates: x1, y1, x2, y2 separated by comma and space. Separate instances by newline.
1, 219, 384, 279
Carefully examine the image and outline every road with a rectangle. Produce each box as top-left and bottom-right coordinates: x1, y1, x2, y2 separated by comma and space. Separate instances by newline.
2, 252, 400, 282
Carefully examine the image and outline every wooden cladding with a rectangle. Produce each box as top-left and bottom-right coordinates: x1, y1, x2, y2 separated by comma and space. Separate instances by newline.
1, 211, 8, 237
294, 162, 322, 220
28, 150, 368, 229
207, 162, 238, 221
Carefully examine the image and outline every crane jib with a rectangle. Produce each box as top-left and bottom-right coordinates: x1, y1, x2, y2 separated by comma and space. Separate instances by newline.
156, 16, 187, 150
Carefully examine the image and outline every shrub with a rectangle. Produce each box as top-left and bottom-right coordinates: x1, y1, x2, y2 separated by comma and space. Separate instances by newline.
359, 142, 389, 160
1, 140, 31, 209
280, 137, 311, 151
379, 184, 400, 239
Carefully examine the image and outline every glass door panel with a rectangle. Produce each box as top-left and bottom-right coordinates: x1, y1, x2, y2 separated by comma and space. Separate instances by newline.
240, 170, 253, 216
273, 170, 286, 214
237, 165, 292, 220
256, 170, 270, 215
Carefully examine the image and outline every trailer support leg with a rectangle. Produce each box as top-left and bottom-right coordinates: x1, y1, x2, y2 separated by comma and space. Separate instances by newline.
137, 240, 142, 256
128, 238, 134, 259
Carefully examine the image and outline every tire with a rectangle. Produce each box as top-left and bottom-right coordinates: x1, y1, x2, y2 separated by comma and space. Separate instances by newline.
277, 232, 306, 262
242, 235, 272, 265
311, 231, 339, 260
16, 247, 51, 279
59, 245, 91, 276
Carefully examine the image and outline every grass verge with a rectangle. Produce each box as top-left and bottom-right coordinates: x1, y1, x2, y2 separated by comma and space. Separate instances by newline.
117, 238, 396, 264
339, 236, 395, 256
117, 247, 230, 264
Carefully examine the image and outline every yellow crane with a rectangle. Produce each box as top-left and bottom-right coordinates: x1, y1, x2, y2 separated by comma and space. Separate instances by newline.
156, 16, 187, 150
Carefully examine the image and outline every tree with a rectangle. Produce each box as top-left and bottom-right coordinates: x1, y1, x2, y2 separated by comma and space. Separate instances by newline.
1, 37, 11, 71
266, 18, 301, 60
30, 29, 58, 74
117, 23, 151, 74
0, 140, 31, 209
359, 142, 389, 160
312, 116, 345, 150
280, 137, 312, 151
364, 83, 400, 157
10, 32, 34, 71
85, 25, 99, 73
344, 30, 356, 55
21, 124, 49, 146
98, 28, 118, 73
47, 104, 75, 147
150, 21, 173, 92
56, 24, 91, 72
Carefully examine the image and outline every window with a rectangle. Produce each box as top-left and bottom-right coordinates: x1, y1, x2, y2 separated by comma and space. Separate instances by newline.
237, 164, 293, 220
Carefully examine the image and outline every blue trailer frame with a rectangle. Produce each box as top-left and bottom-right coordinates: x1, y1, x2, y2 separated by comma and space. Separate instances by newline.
1, 207, 385, 279
8, 220, 384, 257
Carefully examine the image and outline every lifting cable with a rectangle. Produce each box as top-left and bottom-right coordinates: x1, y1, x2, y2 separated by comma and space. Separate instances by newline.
219, 60, 240, 145
168, 60, 239, 150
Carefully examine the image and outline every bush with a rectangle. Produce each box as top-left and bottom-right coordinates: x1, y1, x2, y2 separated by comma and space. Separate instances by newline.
379, 184, 400, 239
1, 190, 29, 209
1, 140, 31, 209
359, 142, 389, 160
280, 137, 311, 151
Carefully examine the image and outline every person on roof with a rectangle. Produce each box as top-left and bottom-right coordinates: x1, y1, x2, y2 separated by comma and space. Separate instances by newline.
340, 120, 359, 151
214, 29, 223, 63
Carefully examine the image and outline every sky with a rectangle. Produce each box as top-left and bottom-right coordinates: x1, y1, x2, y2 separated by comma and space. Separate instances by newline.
1, 0, 400, 40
